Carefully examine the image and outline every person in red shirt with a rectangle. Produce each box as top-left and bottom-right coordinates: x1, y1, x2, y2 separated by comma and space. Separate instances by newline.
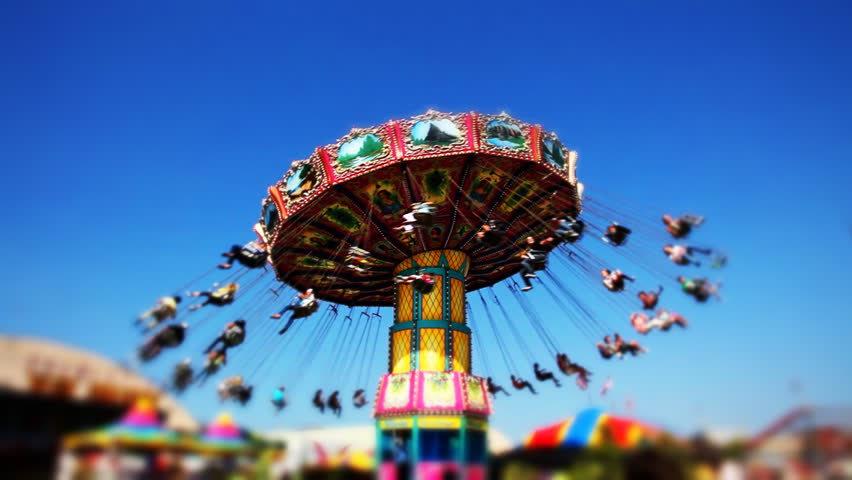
511, 375, 537, 394
637, 286, 663, 309
662, 214, 704, 239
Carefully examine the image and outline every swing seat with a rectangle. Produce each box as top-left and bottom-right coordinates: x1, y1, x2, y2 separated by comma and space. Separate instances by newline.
292, 301, 319, 319
210, 294, 235, 306
139, 345, 159, 362
681, 215, 704, 226
412, 211, 435, 226
531, 260, 548, 272
238, 253, 267, 268
224, 332, 245, 346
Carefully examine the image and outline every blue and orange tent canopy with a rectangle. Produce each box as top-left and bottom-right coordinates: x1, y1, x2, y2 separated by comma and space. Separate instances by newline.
524, 408, 659, 450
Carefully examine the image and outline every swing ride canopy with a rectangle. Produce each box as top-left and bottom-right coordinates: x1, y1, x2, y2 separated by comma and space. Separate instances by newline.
260, 111, 584, 306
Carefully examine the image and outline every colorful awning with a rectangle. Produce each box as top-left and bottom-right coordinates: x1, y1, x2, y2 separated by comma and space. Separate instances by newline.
63, 398, 178, 450
524, 408, 658, 450
189, 413, 251, 454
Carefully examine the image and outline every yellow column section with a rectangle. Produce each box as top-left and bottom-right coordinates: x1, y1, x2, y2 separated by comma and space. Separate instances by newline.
390, 250, 471, 374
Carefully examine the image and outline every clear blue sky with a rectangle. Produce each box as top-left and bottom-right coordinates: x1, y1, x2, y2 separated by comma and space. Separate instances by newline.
2, 1, 851, 443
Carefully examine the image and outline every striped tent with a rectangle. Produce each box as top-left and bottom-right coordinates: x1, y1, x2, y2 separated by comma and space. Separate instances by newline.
63, 398, 178, 450
188, 413, 251, 455
524, 408, 658, 450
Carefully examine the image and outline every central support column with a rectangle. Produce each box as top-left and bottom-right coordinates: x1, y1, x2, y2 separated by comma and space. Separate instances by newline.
374, 250, 491, 480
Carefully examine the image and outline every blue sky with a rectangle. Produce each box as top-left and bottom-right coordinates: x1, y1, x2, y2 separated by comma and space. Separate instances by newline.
2, 1, 851, 443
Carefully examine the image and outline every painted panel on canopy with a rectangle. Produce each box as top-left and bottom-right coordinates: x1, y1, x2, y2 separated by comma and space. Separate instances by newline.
407, 155, 467, 206
278, 153, 330, 216
464, 163, 507, 207
319, 167, 411, 257
401, 112, 470, 159
541, 134, 568, 169
326, 171, 414, 260
449, 223, 475, 248
422, 159, 503, 247
338, 134, 384, 168
412, 118, 462, 145
373, 241, 399, 258
322, 203, 362, 232
486, 120, 525, 149
418, 168, 452, 205
295, 256, 338, 271
284, 161, 319, 200
297, 229, 337, 250
369, 179, 406, 218
422, 223, 447, 250
332, 173, 412, 260
326, 126, 395, 184
500, 180, 536, 214
477, 114, 534, 160
261, 199, 281, 241
395, 230, 418, 252
506, 178, 561, 223
313, 274, 352, 289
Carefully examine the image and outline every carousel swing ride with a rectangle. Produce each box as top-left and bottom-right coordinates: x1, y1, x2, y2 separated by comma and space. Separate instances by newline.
134, 110, 722, 480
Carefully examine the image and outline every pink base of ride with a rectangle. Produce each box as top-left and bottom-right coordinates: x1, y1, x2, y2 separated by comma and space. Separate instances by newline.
373, 371, 493, 417
379, 462, 485, 480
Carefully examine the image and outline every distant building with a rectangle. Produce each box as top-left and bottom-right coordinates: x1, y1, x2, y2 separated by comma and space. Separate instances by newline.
0, 336, 196, 478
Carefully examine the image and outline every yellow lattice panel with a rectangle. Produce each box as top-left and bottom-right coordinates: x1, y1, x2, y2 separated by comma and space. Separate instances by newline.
421, 274, 443, 320
452, 330, 470, 372
397, 283, 413, 323
413, 250, 442, 267
391, 330, 412, 373
445, 250, 467, 271
394, 258, 413, 275
459, 257, 470, 276
450, 278, 465, 323
419, 328, 445, 371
